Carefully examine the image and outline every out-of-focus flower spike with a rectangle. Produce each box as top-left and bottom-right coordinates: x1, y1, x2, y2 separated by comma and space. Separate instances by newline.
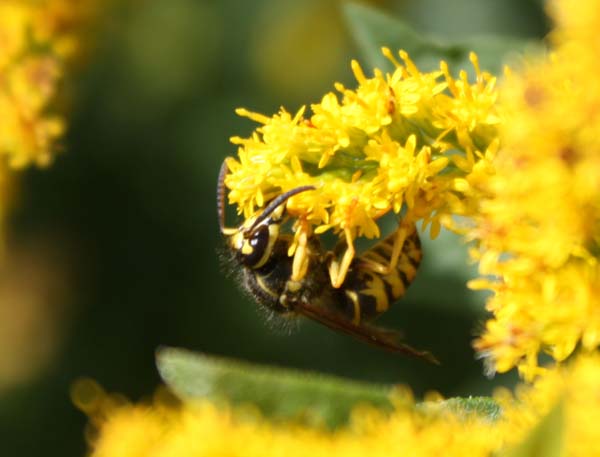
381, 46, 401, 68
292, 106, 306, 123
469, 52, 482, 81
440, 60, 458, 98
235, 108, 271, 124
398, 50, 420, 76
350, 59, 367, 84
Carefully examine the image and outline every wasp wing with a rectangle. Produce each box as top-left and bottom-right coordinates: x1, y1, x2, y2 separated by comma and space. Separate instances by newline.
295, 302, 439, 364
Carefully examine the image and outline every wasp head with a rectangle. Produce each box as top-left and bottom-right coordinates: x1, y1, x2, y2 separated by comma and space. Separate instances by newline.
217, 160, 314, 269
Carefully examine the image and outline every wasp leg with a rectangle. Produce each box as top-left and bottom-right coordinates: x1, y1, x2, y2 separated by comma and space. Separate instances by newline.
328, 228, 355, 289
291, 220, 310, 282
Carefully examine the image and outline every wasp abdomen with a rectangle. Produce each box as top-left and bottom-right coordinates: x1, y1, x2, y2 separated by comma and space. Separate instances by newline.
339, 227, 422, 324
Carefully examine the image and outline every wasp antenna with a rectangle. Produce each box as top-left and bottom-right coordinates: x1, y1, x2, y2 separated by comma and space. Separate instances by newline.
217, 160, 229, 233
250, 185, 315, 231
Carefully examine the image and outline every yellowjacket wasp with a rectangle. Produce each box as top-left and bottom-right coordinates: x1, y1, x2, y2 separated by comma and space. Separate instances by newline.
218, 161, 437, 363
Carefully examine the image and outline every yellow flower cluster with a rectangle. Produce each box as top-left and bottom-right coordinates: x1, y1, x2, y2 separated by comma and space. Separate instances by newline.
470, 0, 600, 378
0, 0, 95, 250
0, 0, 90, 169
498, 352, 600, 456
75, 353, 600, 457
226, 48, 500, 282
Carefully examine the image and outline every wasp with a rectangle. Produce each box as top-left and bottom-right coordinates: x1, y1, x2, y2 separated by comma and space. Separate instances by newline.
218, 162, 438, 363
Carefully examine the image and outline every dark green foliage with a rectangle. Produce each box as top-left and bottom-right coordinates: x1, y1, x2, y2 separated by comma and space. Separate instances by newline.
343, 2, 540, 75
158, 347, 502, 428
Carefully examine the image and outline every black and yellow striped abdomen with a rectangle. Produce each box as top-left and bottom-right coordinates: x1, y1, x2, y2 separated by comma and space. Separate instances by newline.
338, 225, 422, 324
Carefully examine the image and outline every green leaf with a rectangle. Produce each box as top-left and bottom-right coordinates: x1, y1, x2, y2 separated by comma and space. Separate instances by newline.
418, 396, 502, 421
157, 347, 394, 428
157, 347, 500, 428
343, 2, 539, 75
501, 399, 565, 457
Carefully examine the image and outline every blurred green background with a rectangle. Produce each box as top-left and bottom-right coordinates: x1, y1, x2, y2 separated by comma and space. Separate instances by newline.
0, 1, 548, 455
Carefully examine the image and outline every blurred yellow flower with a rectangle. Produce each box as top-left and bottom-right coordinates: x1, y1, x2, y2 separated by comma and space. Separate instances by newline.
226, 49, 500, 285
0, 0, 98, 169
498, 353, 600, 457
470, 0, 600, 378
75, 353, 600, 457
0, 240, 72, 392
0, 0, 97, 252
0, 0, 99, 387
75, 380, 503, 457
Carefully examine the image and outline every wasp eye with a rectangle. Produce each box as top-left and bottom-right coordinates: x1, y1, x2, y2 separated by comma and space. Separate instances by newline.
242, 225, 271, 267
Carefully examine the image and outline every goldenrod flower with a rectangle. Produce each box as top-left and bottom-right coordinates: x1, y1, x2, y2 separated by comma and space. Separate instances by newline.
0, 0, 95, 169
75, 353, 600, 457
498, 353, 600, 457
226, 49, 500, 285
470, 0, 600, 378
75, 380, 504, 457
0, 0, 96, 252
